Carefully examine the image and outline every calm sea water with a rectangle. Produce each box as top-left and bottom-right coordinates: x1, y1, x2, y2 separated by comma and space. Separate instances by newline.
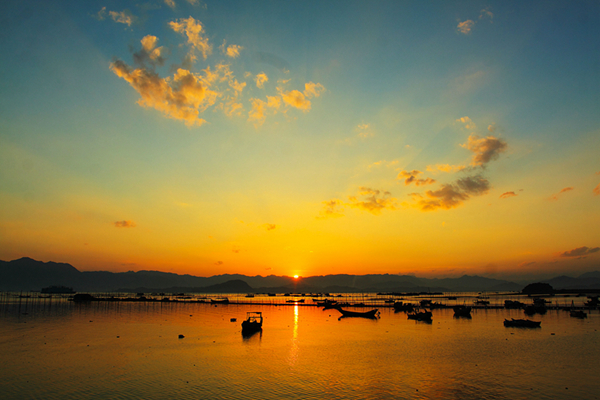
1, 295, 599, 399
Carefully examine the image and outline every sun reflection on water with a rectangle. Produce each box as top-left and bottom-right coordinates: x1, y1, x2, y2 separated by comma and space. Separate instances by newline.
288, 305, 299, 366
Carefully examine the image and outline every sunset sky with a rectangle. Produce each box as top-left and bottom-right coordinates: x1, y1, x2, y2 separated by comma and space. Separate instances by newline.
1, 0, 599, 280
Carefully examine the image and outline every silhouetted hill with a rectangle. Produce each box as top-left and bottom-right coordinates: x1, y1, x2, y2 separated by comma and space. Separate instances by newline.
2, 257, 600, 293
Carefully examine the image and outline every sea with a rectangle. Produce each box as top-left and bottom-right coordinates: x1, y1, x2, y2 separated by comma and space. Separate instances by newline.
0, 292, 598, 400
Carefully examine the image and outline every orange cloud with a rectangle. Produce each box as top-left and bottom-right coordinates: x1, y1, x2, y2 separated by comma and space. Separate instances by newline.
317, 199, 345, 219
559, 246, 600, 258
426, 164, 466, 173
348, 187, 397, 215
414, 175, 490, 211
550, 187, 574, 201
397, 170, 436, 186
461, 133, 508, 167
279, 89, 311, 111
593, 183, 600, 196
255, 72, 268, 88
220, 41, 243, 58
169, 17, 212, 60
499, 191, 517, 199
457, 20, 475, 34
114, 220, 136, 228
110, 61, 212, 126
263, 223, 277, 231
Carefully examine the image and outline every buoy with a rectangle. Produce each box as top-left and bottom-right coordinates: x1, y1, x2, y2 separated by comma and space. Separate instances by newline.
178, 334, 185, 339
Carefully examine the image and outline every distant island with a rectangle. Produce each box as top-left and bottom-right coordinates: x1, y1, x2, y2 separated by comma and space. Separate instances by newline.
1, 257, 600, 293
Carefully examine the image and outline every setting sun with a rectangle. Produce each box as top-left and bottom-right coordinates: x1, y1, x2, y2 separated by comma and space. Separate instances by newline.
293, 275, 299, 279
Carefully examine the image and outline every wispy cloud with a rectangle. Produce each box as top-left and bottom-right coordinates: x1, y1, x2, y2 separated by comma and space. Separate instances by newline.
164, 0, 176, 9
413, 175, 490, 211
499, 191, 517, 199
518, 261, 536, 268
255, 72, 268, 88
550, 187, 574, 201
426, 164, 466, 173
348, 187, 397, 214
263, 223, 277, 231
95, 7, 137, 26
397, 170, 436, 186
461, 133, 508, 167
457, 20, 475, 35
356, 123, 374, 138
559, 246, 600, 258
593, 183, 600, 196
114, 220, 136, 228
220, 40, 243, 58
170, 17, 212, 60
318, 188, 397, 218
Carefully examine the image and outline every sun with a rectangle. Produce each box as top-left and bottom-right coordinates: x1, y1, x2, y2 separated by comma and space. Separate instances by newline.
293, 275, 299, 279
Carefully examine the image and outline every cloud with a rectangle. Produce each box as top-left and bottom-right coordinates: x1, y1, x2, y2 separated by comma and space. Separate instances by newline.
220, 40, 243, 58
397, 170, 436, 186
356, 123, 374, 138
461, 133, 508, 167
487, 124, 496, 132
426, 164, 466, 173
169, 17, 212, 60
263, 223, 277, 231
255, 72, 268, 88
559, 246, 600, 258
499, 191, 517, 199
369, 160, 399, 169
248, 95, 280, 127
165, 0, 176, 9
593, 183, 600, 196
456, 116, 476, 130
457, 20, 475, 35
550, 187, 574, 201
278, 89, 311, 111
347, 187, 397, 215
304, 82, 326, 98
133, 35, 165, 68
109, 10, 136, 26
414, 175, 490, 211
317, 199, 345, 219
215, 261, 223, 265
479, 8, 494, 21
518, 261, 536, 268
110, 61, 212, 126
114, 220, 136, 228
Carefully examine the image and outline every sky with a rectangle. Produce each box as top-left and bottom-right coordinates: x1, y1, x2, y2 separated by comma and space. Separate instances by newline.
0, 0, 599, 280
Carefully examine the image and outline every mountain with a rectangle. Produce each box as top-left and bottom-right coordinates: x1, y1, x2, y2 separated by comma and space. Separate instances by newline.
2, 257, 599, 293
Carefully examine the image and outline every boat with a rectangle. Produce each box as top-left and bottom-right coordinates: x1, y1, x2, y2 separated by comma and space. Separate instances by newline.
453, 305, 472, 317
286, 299, 305, 303
334, 306, 379, 319
570, 310, 587, 319
407, 310, 432, 321
504, 300, 525, 309
245, 294, 255, 298
241, 312, 263, 333
503, 318, 541, 328
211, 298, 229, 304
474, 299, 490, 305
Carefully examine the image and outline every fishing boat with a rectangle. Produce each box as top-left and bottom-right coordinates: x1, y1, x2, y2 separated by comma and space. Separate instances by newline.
407, 310, 432, 321
453, 305, 472, 317
211, 298, 229, 304
503, 318, 541, 328
570, 310, 587, 319
335, 306, 379, 319
241, 312, 263, 333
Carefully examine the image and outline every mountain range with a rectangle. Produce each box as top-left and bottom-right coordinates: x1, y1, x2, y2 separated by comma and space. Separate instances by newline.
1, 257, 600, 293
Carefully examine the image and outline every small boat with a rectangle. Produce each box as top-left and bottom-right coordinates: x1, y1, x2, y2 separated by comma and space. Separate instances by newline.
504, 300, 525, 309
453, 305, 472, 317
474, 299, 490, 305
211, 298, 229, 304
335, 306, 379, 319
570, 310, 587, 319
407, 310, 432, 321
245, 294, 254, 298
286, 299, 305, 303
503, 318, 541, 328
241, 312, 263, 333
